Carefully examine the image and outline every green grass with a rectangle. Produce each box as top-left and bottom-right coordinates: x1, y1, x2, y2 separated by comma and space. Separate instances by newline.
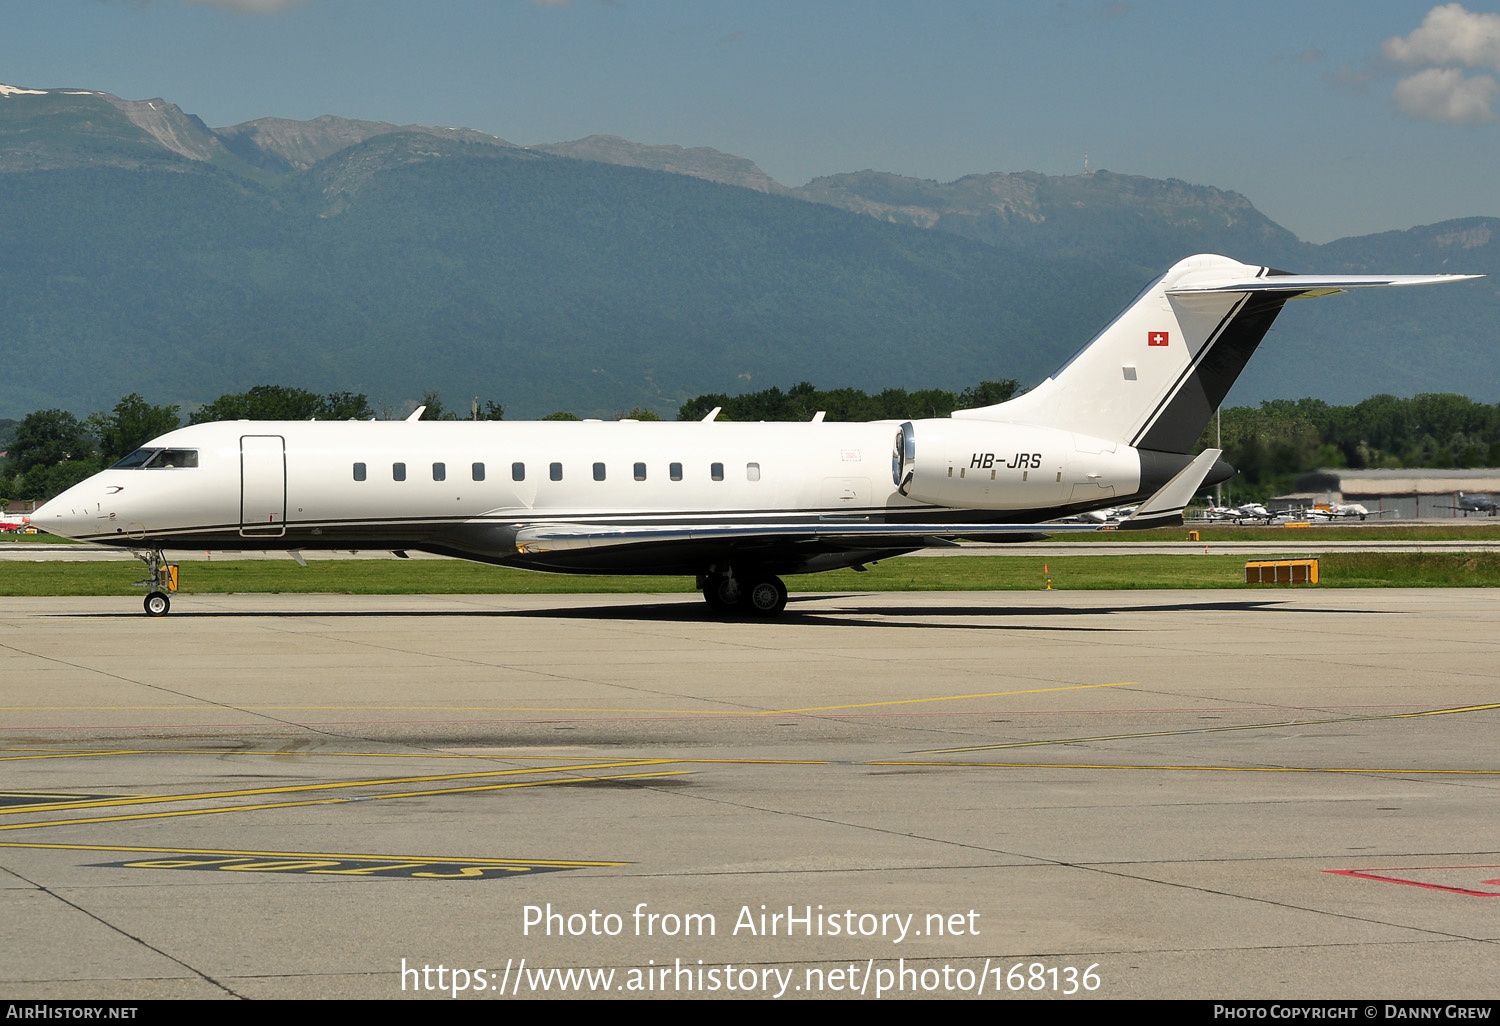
4, 552, 1500, 597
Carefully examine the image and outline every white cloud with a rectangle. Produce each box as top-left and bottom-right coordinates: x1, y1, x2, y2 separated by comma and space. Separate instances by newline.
1393, 66, 1498, 123
1379, 5, 1500, 124
1383, 3, 1500, 71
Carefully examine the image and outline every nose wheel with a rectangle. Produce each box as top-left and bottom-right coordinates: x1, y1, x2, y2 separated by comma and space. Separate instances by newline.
132, 549, 178, 616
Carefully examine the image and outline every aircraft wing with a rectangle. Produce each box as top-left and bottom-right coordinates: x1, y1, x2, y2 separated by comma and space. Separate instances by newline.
513, 519, 1102, 554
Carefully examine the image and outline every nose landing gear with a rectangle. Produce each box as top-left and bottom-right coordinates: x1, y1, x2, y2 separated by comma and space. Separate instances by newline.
132, 549, 178, 617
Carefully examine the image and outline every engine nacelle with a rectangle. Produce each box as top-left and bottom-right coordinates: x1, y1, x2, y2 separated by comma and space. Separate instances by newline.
893, 420, 1141, 511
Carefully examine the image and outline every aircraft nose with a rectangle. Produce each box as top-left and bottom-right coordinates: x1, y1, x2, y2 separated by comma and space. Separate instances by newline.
32, 487, 104, 541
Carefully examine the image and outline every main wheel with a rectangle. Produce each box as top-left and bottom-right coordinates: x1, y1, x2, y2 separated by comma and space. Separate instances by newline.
743, 575, 788, 617
702, 576, 741, 614
144, 591, 171, 617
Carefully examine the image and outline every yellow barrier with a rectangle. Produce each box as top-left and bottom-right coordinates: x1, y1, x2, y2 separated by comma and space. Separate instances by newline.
1245, 559, 1319, 584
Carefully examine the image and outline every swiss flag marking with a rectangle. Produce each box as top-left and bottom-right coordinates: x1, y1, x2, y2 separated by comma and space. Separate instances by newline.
1148, 331, 1170, 347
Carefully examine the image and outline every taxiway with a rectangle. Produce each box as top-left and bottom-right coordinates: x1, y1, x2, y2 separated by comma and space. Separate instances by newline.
1, 589, 1497, 999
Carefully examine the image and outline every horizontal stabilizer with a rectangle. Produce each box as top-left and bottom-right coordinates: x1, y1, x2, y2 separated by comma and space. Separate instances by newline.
1119, 448, 1223, 531
514, 519, 1101, 554
1167, 273, 1481, 298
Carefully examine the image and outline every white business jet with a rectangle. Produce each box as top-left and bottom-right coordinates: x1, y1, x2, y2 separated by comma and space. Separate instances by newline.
35, 254, 1477, 616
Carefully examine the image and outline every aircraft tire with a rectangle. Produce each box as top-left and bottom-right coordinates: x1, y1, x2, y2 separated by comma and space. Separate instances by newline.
702, 576, 741, 614
144, 592, 171, 617
744, 575, 788, 617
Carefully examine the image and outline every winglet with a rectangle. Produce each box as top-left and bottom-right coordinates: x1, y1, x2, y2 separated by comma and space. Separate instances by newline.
1119, 449, 1223, 530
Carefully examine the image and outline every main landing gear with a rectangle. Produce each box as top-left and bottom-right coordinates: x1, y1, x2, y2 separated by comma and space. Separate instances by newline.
698, 569, 789, 618
133, 549, 178, 617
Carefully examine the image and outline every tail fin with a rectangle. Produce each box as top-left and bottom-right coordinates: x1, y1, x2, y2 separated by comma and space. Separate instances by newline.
954, 254, 1479, 453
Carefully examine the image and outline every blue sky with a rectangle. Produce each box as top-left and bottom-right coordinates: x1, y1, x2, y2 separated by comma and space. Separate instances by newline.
5, 0, 1499, 243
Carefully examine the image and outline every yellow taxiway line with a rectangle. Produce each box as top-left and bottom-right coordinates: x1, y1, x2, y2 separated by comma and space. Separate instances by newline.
0, 840, 625, 867
914, 701, 1500, 754
0, 769, 690, 832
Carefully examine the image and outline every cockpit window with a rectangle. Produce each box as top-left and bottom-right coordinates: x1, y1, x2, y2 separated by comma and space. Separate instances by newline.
111, 448, 159, 469
110, 448, 198, 469
143, 449, 198, 469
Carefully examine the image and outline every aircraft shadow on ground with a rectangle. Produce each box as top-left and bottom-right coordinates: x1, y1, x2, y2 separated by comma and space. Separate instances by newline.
52, 594, 1389, 631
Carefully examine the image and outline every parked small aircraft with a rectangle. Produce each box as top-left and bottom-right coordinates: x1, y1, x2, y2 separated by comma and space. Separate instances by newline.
1197, 501, 1276, 524
1449, 492, 1497, 517
1296, 502, 1396, 521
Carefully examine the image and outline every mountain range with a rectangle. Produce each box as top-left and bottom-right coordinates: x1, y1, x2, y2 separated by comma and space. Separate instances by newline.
0, 84, 1494, 419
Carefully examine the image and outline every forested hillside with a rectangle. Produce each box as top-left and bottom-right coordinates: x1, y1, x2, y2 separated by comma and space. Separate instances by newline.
0, 86, 1495, 424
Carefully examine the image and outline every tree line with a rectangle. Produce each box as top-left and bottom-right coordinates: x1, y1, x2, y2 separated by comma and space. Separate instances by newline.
4, 383, 1499, 506
1200, 394, 1500, 499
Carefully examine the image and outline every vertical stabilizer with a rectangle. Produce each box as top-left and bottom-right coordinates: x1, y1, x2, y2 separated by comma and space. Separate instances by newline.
953, 255, 1480, 454
955, 255, 1283, 452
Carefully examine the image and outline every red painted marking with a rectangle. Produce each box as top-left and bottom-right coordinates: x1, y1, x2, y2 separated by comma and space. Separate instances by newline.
1325, 866, 1500, 897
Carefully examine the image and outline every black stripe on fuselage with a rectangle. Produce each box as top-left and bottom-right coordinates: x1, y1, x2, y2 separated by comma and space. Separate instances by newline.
66, 492, 1140, 550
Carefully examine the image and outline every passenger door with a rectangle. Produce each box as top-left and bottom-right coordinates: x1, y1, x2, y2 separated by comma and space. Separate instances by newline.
240, 435, 287, 538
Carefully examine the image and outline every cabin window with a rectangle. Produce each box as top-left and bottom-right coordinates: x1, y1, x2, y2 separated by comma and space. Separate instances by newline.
353, 462, 366, 482
634, 462, 647, 481
549, 462, 563, 481
432, 462, 446, 482
746, 462, 761, 481
393, 462, 406, 482
593, 462, 606, 482
512, 462, 525, 482
711, 462, 724, 482
472, 463, 485, 482
670, 462, 683, 482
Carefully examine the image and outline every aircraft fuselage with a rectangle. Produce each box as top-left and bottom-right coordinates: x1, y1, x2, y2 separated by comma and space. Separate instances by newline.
39, 418, 1155, 576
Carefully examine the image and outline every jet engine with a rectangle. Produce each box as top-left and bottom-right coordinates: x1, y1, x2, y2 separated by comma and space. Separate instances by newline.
892, 420, 1141, 512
